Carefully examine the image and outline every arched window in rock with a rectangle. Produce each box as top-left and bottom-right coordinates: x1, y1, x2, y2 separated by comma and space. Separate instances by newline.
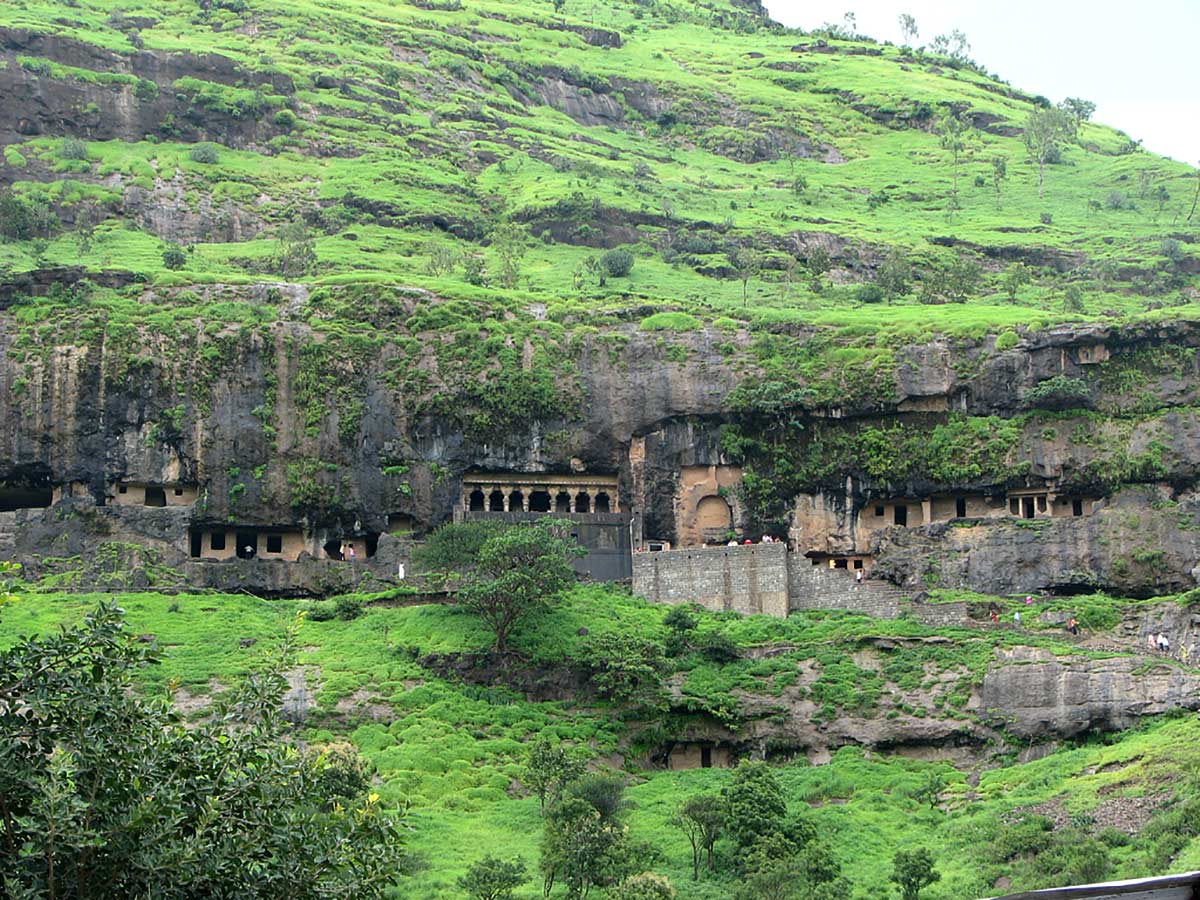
575, 492, 591, 513
508, 490, 525, 512
594, 492, 611, 513
555, 491, 572, 513
529, 490, 552, 513
469, 489, 485, 511
489, 489, 506, 512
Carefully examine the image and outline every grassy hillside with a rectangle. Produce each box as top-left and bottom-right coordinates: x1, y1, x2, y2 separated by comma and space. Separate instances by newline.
0, 0, 1195, 341
4, 587, 1200, 899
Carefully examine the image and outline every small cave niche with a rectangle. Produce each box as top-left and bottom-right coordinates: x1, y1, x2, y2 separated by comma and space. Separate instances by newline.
555, 490, 572, 513
594, 491, 611, 513
529, 490, 552, 513
0, 484, 52, 512
144, 486, 167, 507
575, 492, 591, 513
236, 532, 258, 559
468, 489, 485, 512
488, 489, 505, 512
508, 490, 525, 511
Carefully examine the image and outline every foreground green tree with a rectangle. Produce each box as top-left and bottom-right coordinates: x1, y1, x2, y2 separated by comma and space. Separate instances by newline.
1023, 107, 1076, 198
675, 794, 724, 878
458, 521, 582, 652
723, 761, 787, 853
891, 847, 941, 900
0, 599, 406, 898
458, 855, 528, 900
614, 872, 675, 900
524, 737, 587, 811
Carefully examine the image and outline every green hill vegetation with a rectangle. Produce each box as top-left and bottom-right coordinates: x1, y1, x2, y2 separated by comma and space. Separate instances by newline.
0, 0, 1195, 344
4, 582, 1200, 899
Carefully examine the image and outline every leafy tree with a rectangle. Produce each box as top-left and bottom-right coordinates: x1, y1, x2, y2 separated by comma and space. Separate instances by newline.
1153, 184, 1171, 220
490, 222, 528, 289
414, 520, 506, 575
615, 872, 675, 900
463, 253, 488, 286
791, 173, 808, 196
583, 632, 668, 707
1002, 262, 1031, 302
552, 0, 565, 12
540, 797, 628, 899
806, 245, 832, 291
930, 29, 971, 62
913, 770, 946, 809
891, 848, 940, 900
874, 249, 912, 300
1059, 97, 1096, 129
524, 737, 587, 811
600, 248, 635, 278
574, 255, 604, 290
458, 855, 528, 900
275, 217, 317, 277
1023, 107, 1075, 198
0, 600, 406, 897
920, 255, 982, 304
937, 111, 976, 208
991, 155, 1008, 209
675, 793, 724, 878
1063, 283, 1085, 312
162, 243, 187, 270
457, 521, 582, 652
728, 247, 761, 306
723, 760, 786, 853
566, 772, 629, 821
898, 13, 918, 46
424, 240, 457, 276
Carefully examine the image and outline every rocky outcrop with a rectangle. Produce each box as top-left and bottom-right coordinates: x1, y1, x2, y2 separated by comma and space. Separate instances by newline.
874, 487, 1200, 597
978, 647, 1200, 739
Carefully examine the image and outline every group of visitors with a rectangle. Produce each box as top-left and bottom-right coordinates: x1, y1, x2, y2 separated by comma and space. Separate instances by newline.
721, 535, 786, 547
1148, 631, 1171, 654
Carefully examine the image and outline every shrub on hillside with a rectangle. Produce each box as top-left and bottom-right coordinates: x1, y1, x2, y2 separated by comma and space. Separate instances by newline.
334, 595, 364, 620
189, 144, 220, 164
59, 138, 89, 161
162, 244, 187, 270
600, 248, 635, 278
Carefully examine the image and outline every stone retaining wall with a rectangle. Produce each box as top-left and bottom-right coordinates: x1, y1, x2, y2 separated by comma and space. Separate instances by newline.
632, 543, 789, 617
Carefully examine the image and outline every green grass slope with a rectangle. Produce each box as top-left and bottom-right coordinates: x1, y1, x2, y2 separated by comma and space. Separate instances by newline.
0, 0, 1195, 339
5, 588, 1200, 899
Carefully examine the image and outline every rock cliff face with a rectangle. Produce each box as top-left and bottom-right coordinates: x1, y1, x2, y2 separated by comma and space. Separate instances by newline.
4, 283, 1200, 599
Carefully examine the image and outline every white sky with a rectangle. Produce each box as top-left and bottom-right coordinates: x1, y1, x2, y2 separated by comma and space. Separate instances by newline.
763, 0, 1199, 166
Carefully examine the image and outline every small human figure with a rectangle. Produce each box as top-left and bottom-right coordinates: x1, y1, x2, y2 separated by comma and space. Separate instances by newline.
1013, 610, 1022, 627
1183, 644, 1192, 664
346, 542, 356, 563
743, 539, 753, 545
1024, 595, 1034, 606
397, 562, 406, 580
990, 609, 999, 624
1159, 633, 1171, 654
1068, 617, 1080, 636
761, 534, 772, 544
855, 569, 864, 585
727, 539, 738, 547
243, 545, 255, 559
1148, 632, 1158, 653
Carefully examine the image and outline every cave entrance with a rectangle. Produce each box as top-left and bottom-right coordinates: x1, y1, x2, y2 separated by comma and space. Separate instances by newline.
1072, 498, 1084, 516
236, 532, 258, 559
894, 504, 908, 527
323, 539, 344, 560
555, 490, 572, 513
0, 484, 52, 512
468, 489, 485, 512
575, 492, 590, 513
594, 492, 611, 513
144, 486, 167, 507
189, 530, 202, 558
508, 490, 525, 512
701, 747, 713, 768
1022, 497, 1035, 519
529, 490, 552, 513
955, 497, 967, 518
488, 490, 505, 512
